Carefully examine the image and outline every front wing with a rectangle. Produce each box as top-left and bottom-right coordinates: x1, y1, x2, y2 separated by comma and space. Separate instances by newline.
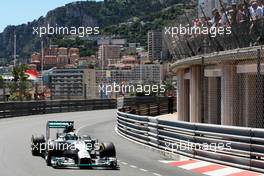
51, 157, 118, 168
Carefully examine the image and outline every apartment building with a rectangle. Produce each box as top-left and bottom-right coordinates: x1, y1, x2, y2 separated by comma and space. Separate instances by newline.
148, 31, 163, 60
132, 64, 163, 84
95, 64, 163, 85
68, 48, 80, 65
98, 45, 121, 69
50, 68, 97, 99
31, 47, 80, 70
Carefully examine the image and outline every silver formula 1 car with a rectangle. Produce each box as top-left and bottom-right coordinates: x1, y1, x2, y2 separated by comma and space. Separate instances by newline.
31, 121, 118, 169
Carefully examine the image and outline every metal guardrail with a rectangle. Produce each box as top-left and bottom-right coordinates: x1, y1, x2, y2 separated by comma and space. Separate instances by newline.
0, 99, 116, 118
121, 96, 176, 116
117, 109, 264, 173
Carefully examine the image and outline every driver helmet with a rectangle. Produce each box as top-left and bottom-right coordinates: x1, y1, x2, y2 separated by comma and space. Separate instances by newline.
64, 124, 75, 133
65, 132, 78, 140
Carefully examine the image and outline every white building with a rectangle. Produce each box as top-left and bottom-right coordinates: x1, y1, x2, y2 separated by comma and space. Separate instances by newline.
50, 68, 97, 99
95, 64, 164, 85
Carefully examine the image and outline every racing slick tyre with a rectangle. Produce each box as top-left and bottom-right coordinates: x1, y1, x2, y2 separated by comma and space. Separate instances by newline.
31, 135, 45, 156
46, 151, 52, 166
45, 142, 57, 166
100, 142, 116, 158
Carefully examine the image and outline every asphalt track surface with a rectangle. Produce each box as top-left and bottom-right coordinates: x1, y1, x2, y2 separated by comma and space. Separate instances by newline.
0, 109, 202, 176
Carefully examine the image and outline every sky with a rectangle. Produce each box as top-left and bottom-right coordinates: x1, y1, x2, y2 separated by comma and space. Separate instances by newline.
0, 0, 102, 33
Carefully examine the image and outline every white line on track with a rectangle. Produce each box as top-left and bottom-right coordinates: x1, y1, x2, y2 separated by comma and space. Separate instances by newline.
153, 173, 162, 176
158, 160, 175, 164
118, 160, 164, 176
121, 162, 128, 165
130, 165, 137, 168
139, 168, 148, 172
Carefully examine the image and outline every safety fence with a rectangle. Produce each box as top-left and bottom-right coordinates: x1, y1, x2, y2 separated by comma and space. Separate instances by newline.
0, 99, 116, 118
117, 109, 264, 173
120, 96, 176, 116
165, 16, 264, 61
0, 96, 174, 119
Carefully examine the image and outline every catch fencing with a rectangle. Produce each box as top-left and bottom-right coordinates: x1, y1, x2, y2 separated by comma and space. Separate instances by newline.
0, 99, 116, 118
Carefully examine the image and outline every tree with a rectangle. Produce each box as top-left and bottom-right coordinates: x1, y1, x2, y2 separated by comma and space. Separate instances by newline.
0, 75, 3, 88
163, 80, 175, 96
9, 64, 32, 101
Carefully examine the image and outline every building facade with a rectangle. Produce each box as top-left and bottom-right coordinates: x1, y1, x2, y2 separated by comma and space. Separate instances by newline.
148, 31, 163, 60
96, 64, 164, 85
97, 38, 126, 46
31, 47, 80, 70
98, 45, 121, 69
50, 68, 97, 99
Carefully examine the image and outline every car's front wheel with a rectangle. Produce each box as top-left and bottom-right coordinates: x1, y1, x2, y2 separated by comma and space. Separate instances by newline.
100, 142, 116, 158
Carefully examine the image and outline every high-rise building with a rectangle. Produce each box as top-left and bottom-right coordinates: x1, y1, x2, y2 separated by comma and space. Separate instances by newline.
50, 68, 97, 99
98, 45, 121, 69
95, 64, 164, 85
148, 31, 163, 60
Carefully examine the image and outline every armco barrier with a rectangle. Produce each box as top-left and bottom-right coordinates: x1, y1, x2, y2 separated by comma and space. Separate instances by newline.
117, 110, 264, 173
121, 96, 176, 116
0, 99, 116, 118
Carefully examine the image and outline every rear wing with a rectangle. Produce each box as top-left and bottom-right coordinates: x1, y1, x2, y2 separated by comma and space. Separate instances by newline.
47, 121, 74, 128
46, 121, 74, 139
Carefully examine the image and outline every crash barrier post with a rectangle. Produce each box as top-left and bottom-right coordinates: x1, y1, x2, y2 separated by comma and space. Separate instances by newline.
0, 99, 116, 118
168, 96, 174, 114
117, 109, 264, 173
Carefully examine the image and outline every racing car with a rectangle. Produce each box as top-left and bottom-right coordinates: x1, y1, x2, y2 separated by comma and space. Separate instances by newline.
31, 121, 118, 169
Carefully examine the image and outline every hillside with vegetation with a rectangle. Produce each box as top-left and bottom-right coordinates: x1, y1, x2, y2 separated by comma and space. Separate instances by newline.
0, 0, 195, 61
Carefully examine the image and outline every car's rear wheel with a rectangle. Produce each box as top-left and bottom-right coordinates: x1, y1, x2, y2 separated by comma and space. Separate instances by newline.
46, 151, 52, 166
31, 135, 45, 156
